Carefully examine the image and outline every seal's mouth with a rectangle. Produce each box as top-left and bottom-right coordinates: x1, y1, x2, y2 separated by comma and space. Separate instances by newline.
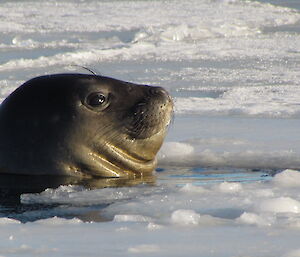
89, 141, 157, 178
123, 86, 173, 139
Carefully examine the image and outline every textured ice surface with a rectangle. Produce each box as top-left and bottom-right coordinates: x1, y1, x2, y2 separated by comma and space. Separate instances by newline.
0, 0, 300, 256
0, 170, 297, 256
174, 86, 300, 118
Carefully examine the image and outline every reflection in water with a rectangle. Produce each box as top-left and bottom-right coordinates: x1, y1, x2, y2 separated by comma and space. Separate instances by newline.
0, 174, 155, 222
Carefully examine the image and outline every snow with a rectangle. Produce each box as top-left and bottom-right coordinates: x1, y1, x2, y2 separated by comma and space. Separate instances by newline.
1, 170, 300, 256
174, 86, 300, 118
128, 244, 160, 253
284, 249, 300, 257
236, 212, 273, 227
273, 169, 300, 187
256, 196, 300, 214
171, 209, 201, 225
113, 215, 152, 223
1, 0, 300, 256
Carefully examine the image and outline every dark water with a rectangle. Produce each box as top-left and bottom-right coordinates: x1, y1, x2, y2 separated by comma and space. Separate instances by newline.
0, 168, 274, 222
256, 0, 300, 10
0, 174, 155, 222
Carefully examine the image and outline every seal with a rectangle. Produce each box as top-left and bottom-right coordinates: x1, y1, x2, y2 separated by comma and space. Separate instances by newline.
0, 74, 173, 178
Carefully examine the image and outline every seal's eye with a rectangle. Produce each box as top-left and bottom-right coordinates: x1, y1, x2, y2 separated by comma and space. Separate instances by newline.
86, 92, 106, 107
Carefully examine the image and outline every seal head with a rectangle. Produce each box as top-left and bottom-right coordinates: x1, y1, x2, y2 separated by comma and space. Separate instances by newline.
0, 74, 173, 178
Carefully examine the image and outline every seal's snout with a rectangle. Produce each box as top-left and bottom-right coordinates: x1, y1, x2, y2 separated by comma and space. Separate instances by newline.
148, 86, 166, 96
134, 85, 173, 116
148, 86, 173, 114
148, 86, 171, 102
146, 86, 173, 112
123, 84, 173, 140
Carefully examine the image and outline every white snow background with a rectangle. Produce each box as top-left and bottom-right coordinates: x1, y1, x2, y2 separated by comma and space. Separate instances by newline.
0, 0, 300, 256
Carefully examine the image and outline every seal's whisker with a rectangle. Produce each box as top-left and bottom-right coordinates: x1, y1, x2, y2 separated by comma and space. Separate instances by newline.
68, 64, 100, 75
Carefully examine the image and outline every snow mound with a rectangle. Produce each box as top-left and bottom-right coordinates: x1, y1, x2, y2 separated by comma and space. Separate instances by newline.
257, 197, 300, 214
171, 209, 201, 226
273, 169, 300, 187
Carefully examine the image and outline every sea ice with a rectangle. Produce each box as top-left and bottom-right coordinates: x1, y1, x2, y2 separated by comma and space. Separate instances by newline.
257, 197, 300, 214
1, 0, 300, 256
128, 244, 160, 253
217, 182, 243, 193
273, 169, 300, 187
236, 212, 273, 227
171, 209, 201, 226
113, 215, 152, 223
